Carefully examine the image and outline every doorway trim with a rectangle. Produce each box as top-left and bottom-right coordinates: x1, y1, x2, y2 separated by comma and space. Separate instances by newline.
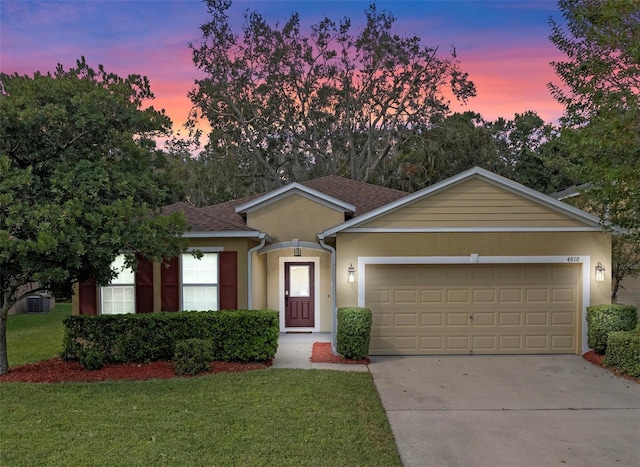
279, 256, 320, 332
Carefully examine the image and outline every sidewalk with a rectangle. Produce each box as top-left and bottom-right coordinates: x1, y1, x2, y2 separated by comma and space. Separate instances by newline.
271, 332, 369, 372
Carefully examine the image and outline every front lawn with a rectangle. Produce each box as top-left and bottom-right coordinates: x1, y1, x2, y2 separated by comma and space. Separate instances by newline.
6, 302, 71, 367
0, 370, 401, 466
1, 303, 401, 466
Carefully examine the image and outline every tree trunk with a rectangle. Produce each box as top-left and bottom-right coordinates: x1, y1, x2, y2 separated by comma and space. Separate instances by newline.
0, 307, 8, 375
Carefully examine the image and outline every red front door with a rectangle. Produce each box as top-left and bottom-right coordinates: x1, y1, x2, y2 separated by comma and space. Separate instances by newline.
285, 262, 314, 327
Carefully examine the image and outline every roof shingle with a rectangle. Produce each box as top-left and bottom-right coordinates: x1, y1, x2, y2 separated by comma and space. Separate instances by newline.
163, 176, 409, 232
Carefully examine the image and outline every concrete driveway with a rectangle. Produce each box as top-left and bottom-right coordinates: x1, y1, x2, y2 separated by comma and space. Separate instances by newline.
369, 355, 640, 467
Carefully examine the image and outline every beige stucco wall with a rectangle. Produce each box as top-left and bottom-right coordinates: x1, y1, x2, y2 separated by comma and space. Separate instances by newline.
335, 231, 611, 309
246, 195, 344, 243
251, 249, 268, 310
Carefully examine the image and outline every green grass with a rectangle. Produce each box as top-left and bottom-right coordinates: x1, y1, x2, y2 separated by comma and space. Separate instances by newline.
6, 302, 71, 367
1, 304, 402, 466
0, 370, 401, 466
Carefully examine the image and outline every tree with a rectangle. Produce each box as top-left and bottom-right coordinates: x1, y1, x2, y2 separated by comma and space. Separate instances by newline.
387, 112, 501, 192
549, 0, 640, 301
0, 59, 188, 374
189, 0, 475, 194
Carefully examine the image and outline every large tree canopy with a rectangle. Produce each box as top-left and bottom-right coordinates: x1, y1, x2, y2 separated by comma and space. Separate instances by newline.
189, 0, 475, 193
0, 59, 188, 374
549, 0, 640, 302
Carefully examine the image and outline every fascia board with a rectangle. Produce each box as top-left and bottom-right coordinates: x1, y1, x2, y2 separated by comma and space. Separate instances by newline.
184, 231, 273, 242
234, 183, 355, 215
321, 166, 603, 238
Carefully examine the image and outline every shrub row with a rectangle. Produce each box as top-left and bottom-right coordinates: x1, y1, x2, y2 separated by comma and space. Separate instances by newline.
586, 303, 639, 378
337, 307, 372, 360
62, 310, 279, 365
586, 304, 638, 354
604, 331, 640, 378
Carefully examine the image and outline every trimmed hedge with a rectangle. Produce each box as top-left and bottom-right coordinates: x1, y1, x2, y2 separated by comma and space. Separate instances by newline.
604, 330, 640, 378
586, 304, 638, 354
173, 339, 213, 376
337, 307, 372, 360
62, 310, 279, 364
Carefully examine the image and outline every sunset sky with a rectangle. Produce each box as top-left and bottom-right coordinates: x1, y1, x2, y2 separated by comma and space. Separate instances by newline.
1, 0, 567, 143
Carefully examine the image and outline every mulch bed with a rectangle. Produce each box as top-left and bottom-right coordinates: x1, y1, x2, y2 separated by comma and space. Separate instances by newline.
582, 350, 605, 367
0, 341, 367, 383
7, 348, 615, 383
0, 358, 271, 383
310, 342, 370, 365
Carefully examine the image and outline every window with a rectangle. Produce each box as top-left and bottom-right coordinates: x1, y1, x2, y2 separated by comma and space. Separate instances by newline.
101, 255, 135, 314
182, 253, 218, 311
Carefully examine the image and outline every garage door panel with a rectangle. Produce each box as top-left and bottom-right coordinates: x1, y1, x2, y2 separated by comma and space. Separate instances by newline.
421, 312, 443, 327
472, 312, 495, 326
499, 289, 523, 302
445, 336, 471, 351
394, 313, 417, 327
421, 289, 444, 302
366, 264, 579, 355
552, 311, 574, 325
551, 335, 574, 350
394, 289, 418, 303
447, 312, 470, 326
526, 289, 549, 302
500, 335, 524, 351
552, 288, 575, 302
499, 312, 522, 326
472, 335, 497, 351
473, 289, 496, 302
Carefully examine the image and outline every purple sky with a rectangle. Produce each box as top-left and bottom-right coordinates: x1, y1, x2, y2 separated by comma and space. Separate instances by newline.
1, 0, 567, 140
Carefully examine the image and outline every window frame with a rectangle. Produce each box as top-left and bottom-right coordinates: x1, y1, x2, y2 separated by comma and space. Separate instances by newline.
100, 254, 136, 315
181, 248, 222, 311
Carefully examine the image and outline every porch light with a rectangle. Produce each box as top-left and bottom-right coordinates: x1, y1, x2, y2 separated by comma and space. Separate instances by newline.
347, 264, 356, 283
293, 247, 301, 257
595, 262, 606, 282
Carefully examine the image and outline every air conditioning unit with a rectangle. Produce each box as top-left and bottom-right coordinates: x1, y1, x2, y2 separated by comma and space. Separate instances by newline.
26, 295, 50, 313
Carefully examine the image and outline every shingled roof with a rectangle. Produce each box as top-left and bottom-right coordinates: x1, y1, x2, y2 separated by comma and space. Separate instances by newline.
163, 176, 409, 233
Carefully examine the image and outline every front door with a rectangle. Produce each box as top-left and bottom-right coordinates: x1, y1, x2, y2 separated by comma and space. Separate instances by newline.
285, 262, 315, 327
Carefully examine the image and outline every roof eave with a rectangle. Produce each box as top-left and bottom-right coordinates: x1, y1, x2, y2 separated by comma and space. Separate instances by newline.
234, 183, 356, 215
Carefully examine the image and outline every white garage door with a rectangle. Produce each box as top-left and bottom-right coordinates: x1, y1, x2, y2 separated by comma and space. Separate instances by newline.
366, 264, 580, 355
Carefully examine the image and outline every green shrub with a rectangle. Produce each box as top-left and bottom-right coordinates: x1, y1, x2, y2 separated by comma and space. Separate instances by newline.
337, 307, 372, 360
79, 348, 104, 371
62, 310, 279, 364
604, 330, 640, 378
586, 304, 638, 354
173, 339, 213, 376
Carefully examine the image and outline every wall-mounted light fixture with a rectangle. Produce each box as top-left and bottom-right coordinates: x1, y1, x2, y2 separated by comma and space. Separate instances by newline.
347, 263, 356, 283
293, 247, 301, 257
595, 262, 606, 282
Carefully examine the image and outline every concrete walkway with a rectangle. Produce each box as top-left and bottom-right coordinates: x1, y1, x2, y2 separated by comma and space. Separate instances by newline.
271, 332, 368, 372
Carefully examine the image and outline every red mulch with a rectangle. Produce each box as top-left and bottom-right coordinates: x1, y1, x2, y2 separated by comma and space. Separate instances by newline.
582, 350, 605, 367
0, 358, 271, 383
310, 342, 370, 365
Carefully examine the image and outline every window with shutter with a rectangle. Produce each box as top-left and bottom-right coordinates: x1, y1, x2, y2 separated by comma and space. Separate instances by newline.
101, 255, 135, 315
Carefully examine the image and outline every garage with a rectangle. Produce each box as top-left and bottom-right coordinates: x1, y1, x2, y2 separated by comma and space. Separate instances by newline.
366, 263, 581, 355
